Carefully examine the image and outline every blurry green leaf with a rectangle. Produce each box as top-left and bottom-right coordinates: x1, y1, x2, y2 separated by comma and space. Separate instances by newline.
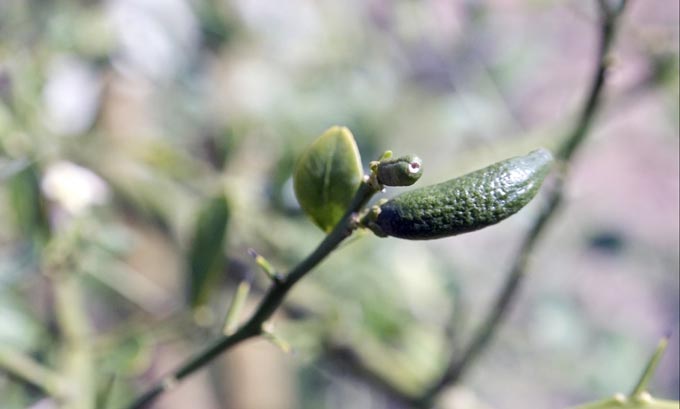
187, 194, 230, 308
0, 157, 30, 182
202, 126, 239, 170
293, 126, 363, 232
98, 373, 136, 409
100, 335, 152, 376
0, 293, 46, 351
195, 0, 240, 51
7, 165, 50, 244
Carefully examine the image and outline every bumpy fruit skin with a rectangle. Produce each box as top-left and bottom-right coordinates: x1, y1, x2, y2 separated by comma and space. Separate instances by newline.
369, 149, 553, 240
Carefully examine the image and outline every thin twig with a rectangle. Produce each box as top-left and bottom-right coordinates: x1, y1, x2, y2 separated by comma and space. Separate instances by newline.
127, 181, 380, 409
322, 343, 421, 408
0, 343, 65, 397
417, 2, 629, 406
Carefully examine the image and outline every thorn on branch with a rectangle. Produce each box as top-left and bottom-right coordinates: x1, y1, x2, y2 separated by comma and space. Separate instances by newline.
248, 248, 283, 285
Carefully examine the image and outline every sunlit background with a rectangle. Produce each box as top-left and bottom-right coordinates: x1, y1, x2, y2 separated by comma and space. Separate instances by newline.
0, 1, 678, 408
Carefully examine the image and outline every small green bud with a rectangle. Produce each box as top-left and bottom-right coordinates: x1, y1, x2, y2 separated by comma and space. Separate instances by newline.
368, 149, 553, 240
376, 155, 423, 186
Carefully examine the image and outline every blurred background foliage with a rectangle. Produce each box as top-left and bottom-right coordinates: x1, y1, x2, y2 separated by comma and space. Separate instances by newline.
0, 0, 678, 408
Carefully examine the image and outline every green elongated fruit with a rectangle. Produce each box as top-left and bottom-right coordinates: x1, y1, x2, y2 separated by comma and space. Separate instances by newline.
368, 149, 553, 240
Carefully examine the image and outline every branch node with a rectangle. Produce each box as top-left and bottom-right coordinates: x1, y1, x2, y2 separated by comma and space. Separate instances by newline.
161, 376, 178, 392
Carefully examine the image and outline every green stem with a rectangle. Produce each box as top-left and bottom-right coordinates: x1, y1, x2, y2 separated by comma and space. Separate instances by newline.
127, 181, 378, 409
0, 343, 65, 397
417, 2, 628, 406
53, 271, 96, 409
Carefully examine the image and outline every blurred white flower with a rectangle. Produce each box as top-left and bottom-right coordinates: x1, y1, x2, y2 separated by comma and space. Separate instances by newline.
41, 161, 110, 215
43, 56, 102, 135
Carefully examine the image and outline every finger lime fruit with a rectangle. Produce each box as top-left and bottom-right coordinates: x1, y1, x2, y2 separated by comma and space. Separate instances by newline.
368, 149, 553, 240
376, 155, 423, 186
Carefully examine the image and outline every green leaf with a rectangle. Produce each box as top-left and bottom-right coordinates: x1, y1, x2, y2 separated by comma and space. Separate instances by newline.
187, 194, 230, 308
0, 157, 31, 182
293, 126, 363, 232
99, 335, 152, 376
7, 164, 51, 245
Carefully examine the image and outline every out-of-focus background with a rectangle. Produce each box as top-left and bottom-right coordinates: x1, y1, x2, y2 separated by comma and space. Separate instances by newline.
0, 1, 678, 408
